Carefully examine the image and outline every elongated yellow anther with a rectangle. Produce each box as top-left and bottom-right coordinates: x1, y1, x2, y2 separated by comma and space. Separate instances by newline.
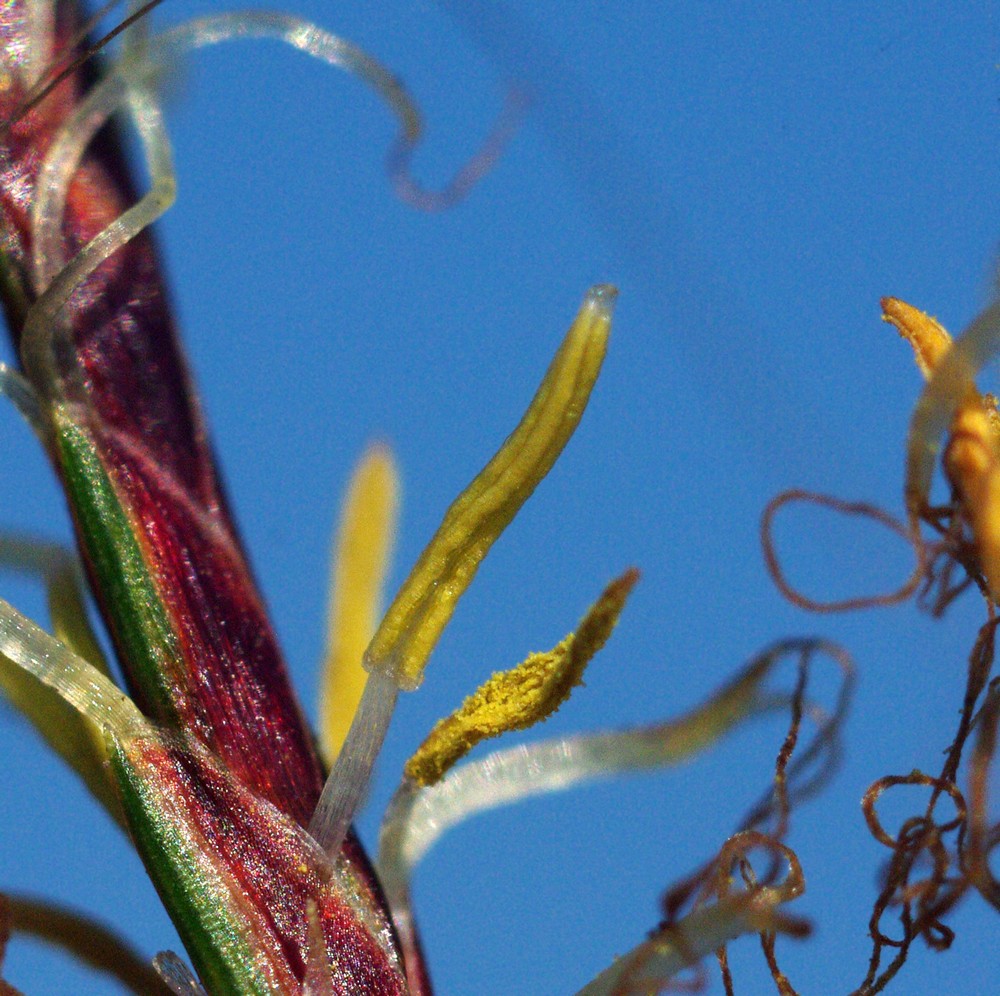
319, 442, 400, 764
883, 297, 954, 379
884, 296, 1000, 601
366, 285, 617, 690
405, 569, 637, 786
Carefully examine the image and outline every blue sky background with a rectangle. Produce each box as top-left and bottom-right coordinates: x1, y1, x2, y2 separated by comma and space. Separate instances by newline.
2, 2, 1000, 993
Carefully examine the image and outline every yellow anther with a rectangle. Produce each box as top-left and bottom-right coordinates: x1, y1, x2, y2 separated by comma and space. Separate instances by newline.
366, 285, 617, 690
949, 406, 995, 483
0, 535, 109, 675
405, 569, 638, 786
0, 538, 116, 817
946, 405, 1000, 596
47, 559, 111, 677
884, 296, 1000, 600
882, 297, 954, 379
319, 442, 399, 764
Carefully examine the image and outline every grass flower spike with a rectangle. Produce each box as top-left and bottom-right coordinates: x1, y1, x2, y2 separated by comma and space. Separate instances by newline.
0, 3, 651, 990
0, 3, 896, 994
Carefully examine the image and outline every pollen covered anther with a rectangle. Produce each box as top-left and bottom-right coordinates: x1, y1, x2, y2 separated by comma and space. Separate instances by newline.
405, 568, 638, 786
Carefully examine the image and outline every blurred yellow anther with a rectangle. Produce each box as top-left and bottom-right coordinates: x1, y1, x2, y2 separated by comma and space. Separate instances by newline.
882, 297, 954, 379
405, 568, 638, 786
0, 536, 110, 675
366, 285, 617, 691
46, 559, 111, 677
319, 442, 399, 764
0, 538, 117, 819
883, 296, 1000, 600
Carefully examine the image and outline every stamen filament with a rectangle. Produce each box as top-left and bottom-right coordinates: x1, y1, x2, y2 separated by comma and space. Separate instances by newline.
308, 668, 399, 856
310, 287, 615, 858
23, 72, 175, 396
0, 596, 143, 739
0, 362, 46, 438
